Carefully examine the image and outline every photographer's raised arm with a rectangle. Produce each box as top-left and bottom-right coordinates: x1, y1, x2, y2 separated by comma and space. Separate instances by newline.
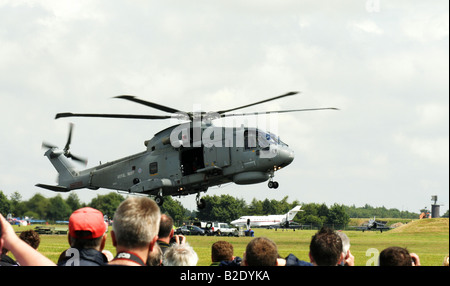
0, 214, 55, 266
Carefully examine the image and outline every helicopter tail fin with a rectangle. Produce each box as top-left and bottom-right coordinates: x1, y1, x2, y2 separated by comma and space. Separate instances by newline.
37, 149, 87, 191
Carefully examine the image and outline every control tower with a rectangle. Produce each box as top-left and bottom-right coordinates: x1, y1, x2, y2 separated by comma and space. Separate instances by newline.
431, 195, 440, 218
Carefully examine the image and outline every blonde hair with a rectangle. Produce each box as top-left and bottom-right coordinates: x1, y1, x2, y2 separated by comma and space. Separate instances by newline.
113, 197, 161, 249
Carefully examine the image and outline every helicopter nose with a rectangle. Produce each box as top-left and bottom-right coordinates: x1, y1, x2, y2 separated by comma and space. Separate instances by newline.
273, 146, 294, 170
274, 146, 294, 168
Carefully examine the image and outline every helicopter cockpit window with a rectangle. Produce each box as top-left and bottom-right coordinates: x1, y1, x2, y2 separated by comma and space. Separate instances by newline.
258, 131, 288, 148
149, 162, 158, 175
244, 130, 287, 150
244, 130, 258, 150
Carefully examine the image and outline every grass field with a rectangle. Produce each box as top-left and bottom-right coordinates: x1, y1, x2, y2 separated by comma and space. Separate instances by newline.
11, 218, 449, 266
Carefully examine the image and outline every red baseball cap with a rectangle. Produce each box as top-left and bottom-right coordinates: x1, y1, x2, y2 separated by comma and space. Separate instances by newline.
69, 207, 107, 239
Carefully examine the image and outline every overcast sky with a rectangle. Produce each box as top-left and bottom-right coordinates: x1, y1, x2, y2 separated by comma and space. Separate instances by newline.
1, 0, 448, 213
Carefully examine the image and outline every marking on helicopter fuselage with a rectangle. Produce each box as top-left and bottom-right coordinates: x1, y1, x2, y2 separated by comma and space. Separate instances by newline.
117, 171, 135, 179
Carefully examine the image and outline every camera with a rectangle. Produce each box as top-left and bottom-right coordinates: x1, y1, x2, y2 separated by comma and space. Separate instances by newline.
170, 235, 185, 245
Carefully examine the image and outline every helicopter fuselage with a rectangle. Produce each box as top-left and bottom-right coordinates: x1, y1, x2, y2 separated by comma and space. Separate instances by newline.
37, 91, 338, 207
39, 123, 294, 205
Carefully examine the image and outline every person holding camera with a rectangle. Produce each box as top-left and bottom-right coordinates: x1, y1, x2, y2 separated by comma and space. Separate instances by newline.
156, 214, 175, 254
0, 213, 55, 266
379, 246, 421, 266
163, 234, 198, 266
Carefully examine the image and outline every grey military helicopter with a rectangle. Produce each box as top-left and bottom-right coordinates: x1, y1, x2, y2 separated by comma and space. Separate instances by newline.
36, 92, 337, 208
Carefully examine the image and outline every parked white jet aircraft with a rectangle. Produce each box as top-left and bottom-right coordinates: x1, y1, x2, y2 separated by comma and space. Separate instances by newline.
230, 206, 302, 229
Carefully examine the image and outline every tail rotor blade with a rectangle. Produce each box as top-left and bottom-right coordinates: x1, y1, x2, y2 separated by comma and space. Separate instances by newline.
42, 142, 58, 150
67, 153, 88, 165
64, 123, 74, 152
42, 123, 88, 165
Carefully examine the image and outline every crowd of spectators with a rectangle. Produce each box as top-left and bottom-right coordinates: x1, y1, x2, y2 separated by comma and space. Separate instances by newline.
0, 197, 447, 267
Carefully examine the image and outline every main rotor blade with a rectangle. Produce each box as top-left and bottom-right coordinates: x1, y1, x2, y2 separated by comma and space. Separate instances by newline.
115, 95, 181, 114
220, 107, 339, 118
55, 112, 172, 120
217, 91, 299, 114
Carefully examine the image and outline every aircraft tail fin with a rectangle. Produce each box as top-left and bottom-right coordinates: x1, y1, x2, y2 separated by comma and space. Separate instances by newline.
37, 149, 88, 191
286, 205, 302, 220
38, 123, 90, 192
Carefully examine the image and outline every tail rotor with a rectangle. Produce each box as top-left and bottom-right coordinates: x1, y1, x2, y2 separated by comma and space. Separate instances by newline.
42, 123, 88, 165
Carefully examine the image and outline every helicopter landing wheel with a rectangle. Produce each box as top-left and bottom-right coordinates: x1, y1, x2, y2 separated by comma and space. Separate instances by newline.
155, 195, 164, 206
197, 198, 206, 209
196, 193, 206, 209
268, 181, 279, 189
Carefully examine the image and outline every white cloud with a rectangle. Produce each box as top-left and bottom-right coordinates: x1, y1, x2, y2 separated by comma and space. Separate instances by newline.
416, 103, 449, 127
394, 134, 449, 166
350, 20, 384, 35
400, 10, 449, 42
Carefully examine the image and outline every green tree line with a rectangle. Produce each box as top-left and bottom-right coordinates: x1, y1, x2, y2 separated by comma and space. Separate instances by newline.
0, 190, 191, 223
1, 191, 421, 227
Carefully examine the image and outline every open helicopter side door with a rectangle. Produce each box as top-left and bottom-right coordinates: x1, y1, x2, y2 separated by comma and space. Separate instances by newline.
180, 147, 205, 176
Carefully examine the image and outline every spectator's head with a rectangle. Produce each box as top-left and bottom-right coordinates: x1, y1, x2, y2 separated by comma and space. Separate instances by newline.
147, 243, 163, 266
211, 241, 234, 263
163, 243, 198, 266
244, 237, 278, 266
379, 246, 412, 266
112, 197, 161, 252
158, 214, 174, 240
309, 227, 343, 266
19, 230, 40, 250
68, 207, 107, 250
